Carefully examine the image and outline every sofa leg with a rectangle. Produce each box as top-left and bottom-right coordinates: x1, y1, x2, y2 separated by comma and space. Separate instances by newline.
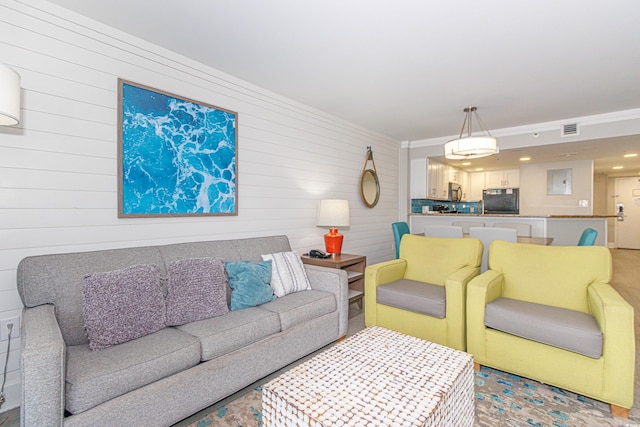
336, 335, 346, 342
473, 362, 481, 372
611, 404, 629, 418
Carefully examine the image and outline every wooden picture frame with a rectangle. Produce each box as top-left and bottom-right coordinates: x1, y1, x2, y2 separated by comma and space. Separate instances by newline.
118, 79, 238, 217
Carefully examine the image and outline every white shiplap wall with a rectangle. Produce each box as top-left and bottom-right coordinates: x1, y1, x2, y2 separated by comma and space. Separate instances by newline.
0, 0, 400, 411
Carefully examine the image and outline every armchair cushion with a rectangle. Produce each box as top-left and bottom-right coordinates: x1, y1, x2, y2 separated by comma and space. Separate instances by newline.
377, 279, 445, 318
485, 297, 602, 358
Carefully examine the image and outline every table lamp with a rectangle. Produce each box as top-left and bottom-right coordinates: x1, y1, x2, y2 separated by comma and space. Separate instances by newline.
316, 199, 350, 255
0, 63, 21, 126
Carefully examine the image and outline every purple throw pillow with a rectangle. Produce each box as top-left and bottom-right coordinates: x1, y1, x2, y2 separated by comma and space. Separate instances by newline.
165, 257, 229, 326
82, 264, 166, 351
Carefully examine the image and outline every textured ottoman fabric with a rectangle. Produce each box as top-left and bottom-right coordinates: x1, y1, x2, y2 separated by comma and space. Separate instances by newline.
177, 307, 281, 361
260, 290, 336, 330
485, 297, 603, 358
376, 279, 446, 318
65, 327, 200, 414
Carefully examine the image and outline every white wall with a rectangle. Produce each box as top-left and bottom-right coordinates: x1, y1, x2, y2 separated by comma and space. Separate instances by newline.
0, 0, 400, 411
519, 160, 593, 216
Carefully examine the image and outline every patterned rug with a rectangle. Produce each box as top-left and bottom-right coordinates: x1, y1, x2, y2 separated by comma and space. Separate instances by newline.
187, 366, 638, 427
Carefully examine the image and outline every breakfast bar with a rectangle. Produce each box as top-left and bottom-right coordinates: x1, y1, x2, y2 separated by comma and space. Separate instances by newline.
410, 214, 609, 246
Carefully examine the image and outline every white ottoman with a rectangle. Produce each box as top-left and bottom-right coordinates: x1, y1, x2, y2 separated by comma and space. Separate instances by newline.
262, 326, 474, 426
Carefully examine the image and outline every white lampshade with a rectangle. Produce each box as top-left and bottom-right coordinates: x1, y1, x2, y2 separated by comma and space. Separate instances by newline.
316, 199, 350, 228
444, 107, 498, 159
444, 136, 498, 159
0, 63, 21, 126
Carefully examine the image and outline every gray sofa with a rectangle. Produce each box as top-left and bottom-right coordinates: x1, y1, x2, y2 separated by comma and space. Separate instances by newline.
17, 235, 349, 427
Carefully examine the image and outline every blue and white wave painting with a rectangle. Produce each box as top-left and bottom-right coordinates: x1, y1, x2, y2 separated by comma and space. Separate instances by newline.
121, 83, 237, 215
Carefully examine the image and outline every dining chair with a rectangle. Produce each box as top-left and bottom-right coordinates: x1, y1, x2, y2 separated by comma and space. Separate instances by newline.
452, 221, 485, 234
392, 222, 410, 258
424, 225, 464, 238
469, 227, 518, 272
577, 228, 598, 246
493, 222, 532, 237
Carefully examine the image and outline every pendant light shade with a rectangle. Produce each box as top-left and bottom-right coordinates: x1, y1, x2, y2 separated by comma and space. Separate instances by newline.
444, 107, 498, 159
0, 63, 21, 126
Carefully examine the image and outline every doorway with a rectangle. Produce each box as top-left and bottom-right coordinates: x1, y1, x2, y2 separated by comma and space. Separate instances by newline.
615, 177, 640, 250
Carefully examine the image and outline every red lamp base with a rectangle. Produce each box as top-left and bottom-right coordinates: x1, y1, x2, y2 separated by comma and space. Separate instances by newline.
324, 228, 344, 254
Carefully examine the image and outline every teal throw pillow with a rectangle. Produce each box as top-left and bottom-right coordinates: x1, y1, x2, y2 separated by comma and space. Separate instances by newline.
225, 260, 276, 310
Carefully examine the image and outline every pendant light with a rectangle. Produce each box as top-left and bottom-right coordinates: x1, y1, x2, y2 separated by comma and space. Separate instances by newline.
444, 107, 498, 159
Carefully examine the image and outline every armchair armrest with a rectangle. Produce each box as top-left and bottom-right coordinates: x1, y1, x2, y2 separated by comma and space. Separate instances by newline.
20, 304, 66, 427
588, 282, 635, 408
443, 265, 481, 350
466, 270, 504, 361
364, 259, 407, 327
305, 265, 349, 338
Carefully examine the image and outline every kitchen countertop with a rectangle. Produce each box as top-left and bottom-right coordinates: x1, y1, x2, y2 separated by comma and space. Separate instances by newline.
412, 213, 618, 218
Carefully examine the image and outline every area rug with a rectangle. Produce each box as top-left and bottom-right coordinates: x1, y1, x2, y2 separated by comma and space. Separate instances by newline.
187, 366, 638, 427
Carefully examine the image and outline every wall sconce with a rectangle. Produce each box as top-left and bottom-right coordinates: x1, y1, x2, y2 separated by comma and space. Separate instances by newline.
316, 199, 350, 255
0, 63, 21, 126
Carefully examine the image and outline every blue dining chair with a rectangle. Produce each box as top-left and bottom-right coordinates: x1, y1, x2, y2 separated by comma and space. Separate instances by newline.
392, 222, 410, 258
577, 228, 598, 246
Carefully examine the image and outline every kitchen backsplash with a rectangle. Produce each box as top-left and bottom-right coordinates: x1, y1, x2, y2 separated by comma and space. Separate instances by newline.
411, 199, 482, 214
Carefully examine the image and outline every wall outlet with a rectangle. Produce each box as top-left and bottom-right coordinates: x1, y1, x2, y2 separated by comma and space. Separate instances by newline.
579, 200, 589, 207
0, 317, 20, 341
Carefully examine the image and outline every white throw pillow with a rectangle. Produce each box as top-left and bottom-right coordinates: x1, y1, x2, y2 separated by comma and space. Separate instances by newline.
261, 251, 311, 297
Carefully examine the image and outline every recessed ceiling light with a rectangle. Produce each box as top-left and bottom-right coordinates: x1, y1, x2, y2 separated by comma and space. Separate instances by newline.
613, 166, 624, 170
462, 162, 471, 166
624, 153, 638, 158
475, 168, 484, 171
520, 157, 531, 161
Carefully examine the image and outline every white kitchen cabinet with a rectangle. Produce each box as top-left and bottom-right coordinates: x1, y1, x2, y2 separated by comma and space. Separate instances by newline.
418, 159, 467, 200
410, 158, 428, 198
469, 172, 485, 201
427, 159, 440, 199
438, 163, 448, 199
485, 169, 520, 189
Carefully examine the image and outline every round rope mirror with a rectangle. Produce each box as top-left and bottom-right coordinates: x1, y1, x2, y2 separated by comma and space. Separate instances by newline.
360, 147, 380, 208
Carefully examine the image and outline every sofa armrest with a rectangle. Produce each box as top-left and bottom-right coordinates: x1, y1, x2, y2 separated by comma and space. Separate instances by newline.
364, 259, 407, 327
20, 304, 66, 427
466, 270, 504, 361
304, 265, 349, 338
588, 282, 635, 408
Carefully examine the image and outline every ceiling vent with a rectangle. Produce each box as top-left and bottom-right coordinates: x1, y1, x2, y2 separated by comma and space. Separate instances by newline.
561, 123, 579, 137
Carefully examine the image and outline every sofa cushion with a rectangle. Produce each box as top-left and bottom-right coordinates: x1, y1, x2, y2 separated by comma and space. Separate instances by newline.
260, 290, 336, 330
376, 279, 446, 318
82, 264, 166, 350
176, 307, 281, 361
261, 251, 311, 297
165, 257, 229, 326
485, 297, 603, 358
65, 327, 200, 414
225, 260, 276, 310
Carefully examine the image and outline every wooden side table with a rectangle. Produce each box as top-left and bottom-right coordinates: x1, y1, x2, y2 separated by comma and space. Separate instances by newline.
301, 253, 366, 308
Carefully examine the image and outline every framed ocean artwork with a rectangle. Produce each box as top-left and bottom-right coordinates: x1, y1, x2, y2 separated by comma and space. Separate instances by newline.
117, 79, 238, 217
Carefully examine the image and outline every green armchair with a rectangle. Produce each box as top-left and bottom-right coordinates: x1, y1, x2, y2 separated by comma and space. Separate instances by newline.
467, 240, 635, 417
365, 234, 482, 351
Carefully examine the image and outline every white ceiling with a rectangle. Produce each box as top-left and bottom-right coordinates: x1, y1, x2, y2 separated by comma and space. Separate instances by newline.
46, 0, 640, 172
